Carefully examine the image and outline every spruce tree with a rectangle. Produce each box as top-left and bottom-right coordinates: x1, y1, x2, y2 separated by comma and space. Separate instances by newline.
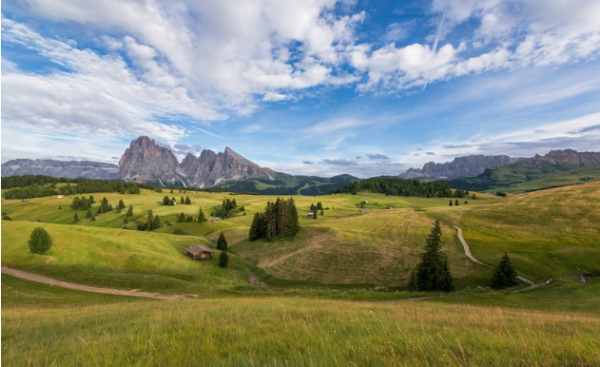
455, 199, 459, 206
86, 209, 92, 218
217, 233, 228, 251
320, 209, 324, 216
198, 208, 206, 222
449, 200, 453, 206
313, 211, 318, 219
28, 227, 52, 254
170, 189, 174, 194
74, 213, 79, 222
127, 205, 133, 217
89, 195, 95, 204
219, 251, 229, 268
181, 196, 184, 204
163, 196, 170, 205
146, 210, 154, 230
153, 215, 161, 230
492, 253, 519, 289
249, 213, 261, 241
185, 197, 191, 205
91, 216, 96, 221
414, 221, 455, 292
119, 199, 126, 209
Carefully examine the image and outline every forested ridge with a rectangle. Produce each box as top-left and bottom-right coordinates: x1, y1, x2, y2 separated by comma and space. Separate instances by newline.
334, 177, 458, 197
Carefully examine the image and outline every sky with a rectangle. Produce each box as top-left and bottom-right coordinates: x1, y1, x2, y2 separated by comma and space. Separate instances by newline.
2, 0, 600, 178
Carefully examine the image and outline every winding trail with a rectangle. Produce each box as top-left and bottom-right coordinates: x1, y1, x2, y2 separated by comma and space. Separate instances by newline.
1, 266, 195, 300
453, 226, 542, 292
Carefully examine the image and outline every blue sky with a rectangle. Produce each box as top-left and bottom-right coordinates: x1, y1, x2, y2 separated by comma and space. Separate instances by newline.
2, 0, 600, 177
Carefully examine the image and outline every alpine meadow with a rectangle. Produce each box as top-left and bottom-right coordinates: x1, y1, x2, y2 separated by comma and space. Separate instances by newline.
2, 0, 600, 366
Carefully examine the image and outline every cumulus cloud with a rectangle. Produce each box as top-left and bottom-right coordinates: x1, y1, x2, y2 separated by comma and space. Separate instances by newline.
366, 153, 390, 160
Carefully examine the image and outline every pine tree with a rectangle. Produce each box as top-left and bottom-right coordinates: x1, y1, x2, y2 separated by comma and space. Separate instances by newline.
232, 199, 237, 208
146, 210, 154, 230
317, 202, 323, 210
185, 197, 191, 205
181, 196, 184, 204
119, 199, 126, 209
28, 227, 52, 254
492, 253, 519, 289
153, 215, 161, 230
449, 200, 453, 206
170, 189, 174, 194
455, 199, 459, 206
414, 221, 455, 292
320, 209, 324, 216
127, 205, 133, 217
163, 196, 170, 205
217, 233, 228, 251
71, 197, 81, 210
74, 213, 79, 222
86, 209, 92, 219
313, 211, 318, 219
198, 208, 206, 222
59, 206, 62, 210
89, 195, 95, 204
219, 251, 229, 268
91, 216, 96, 221
108, 204, 113, 211
249, 213, 262, 241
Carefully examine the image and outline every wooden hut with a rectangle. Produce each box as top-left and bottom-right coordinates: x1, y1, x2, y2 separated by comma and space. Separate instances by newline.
307, 212, 314, 218
186, 245, 214, 260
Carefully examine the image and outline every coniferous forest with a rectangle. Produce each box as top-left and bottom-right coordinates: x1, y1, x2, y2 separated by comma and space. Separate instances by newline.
249, 197, 300, 241
334, 177, 456, 197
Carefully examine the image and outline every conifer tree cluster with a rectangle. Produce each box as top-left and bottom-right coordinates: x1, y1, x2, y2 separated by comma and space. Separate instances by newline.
409, 221, 455, 292
249, 198, 299, 241
335, 177, 454, 197
138, 210, 161, 231
176, 213, 194, 223
492, 253, 519, 289
162, 196, 176, 205
96, 197, 113, 214
71, 196, 92, 210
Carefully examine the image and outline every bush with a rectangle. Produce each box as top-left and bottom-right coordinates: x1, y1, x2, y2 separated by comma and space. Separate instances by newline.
219, 251, 229, 268
28, 227, 53, 254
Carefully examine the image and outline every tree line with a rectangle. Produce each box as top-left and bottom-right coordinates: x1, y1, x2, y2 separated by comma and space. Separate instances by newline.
1, 175, 155, 199
334, 177, 456, 197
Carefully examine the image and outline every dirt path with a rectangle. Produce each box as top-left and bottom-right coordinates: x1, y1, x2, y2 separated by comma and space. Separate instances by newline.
1, 266, 195, 300
453, 226, 543, 292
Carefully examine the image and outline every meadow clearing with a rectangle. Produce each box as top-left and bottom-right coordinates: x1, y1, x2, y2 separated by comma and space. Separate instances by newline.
2, 183, 600, 366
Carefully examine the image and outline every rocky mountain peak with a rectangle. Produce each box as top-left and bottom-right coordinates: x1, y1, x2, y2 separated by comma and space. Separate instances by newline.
118, 136, 180, 185
400, 154, 519, 179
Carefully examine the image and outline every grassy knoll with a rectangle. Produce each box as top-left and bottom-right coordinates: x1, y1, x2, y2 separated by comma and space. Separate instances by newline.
431, 182, 600, 282
2, 294, 599, 366
1, 221, 250, 294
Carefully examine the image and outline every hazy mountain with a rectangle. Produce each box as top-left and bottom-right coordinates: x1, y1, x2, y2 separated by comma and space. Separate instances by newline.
399, 155, 519, 179
1, 159, 118, 180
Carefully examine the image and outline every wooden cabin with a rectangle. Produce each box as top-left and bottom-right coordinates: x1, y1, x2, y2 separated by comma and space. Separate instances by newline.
186, 245, 214, 260
307, 212, 314, 218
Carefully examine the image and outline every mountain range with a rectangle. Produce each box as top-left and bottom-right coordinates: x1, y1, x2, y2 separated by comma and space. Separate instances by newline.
2, 135, 599, 193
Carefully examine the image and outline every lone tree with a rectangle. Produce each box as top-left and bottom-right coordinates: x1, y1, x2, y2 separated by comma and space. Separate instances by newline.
198, 208, 206, 222
127, 205, 133, 217
86, 209, 92, 219
74, 213, 79, 222
492, 253, 519, 289
118, 199, 126, 210
219, 251, 229, 268
449, 200, 453, 206
217, 232, 228, 251
413, 220, 455, 292
28, 227, 52, 254
185, 197, 191, 205
455, 199, 459, 206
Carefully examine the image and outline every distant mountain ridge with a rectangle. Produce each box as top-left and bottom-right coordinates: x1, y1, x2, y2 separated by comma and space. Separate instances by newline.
118, 136, 277, 187
1, 159, 118, 180
400, 155, 520, 179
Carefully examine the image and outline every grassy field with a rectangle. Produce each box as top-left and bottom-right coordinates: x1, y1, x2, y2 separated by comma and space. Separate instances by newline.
490, 165, 600, 193
432, 182, 600, 282
3, 181, 600, 366
2, 288, 599, 366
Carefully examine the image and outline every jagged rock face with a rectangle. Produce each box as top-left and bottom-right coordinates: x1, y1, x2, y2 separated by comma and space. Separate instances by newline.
118, 136, 181, 185
1, 159, 118, 180
183, 147, 277, 188
517, 149, 600, 167
118, 137, 276, 187
400, 155, 519, 179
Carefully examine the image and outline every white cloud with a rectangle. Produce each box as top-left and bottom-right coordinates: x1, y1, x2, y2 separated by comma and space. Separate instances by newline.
263, 92, 288, 102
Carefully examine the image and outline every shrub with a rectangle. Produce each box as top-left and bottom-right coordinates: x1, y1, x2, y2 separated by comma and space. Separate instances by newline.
28, 227, 52, 254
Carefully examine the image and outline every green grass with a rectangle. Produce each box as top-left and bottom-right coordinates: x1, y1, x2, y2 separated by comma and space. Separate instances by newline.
433, 182, 600, 282
2, 294, 599, 366
491, 165, 600, 193
1, 220, 250, 294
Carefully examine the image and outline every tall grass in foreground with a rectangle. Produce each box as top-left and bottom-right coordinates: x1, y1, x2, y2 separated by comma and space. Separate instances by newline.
3, 297, 599, 366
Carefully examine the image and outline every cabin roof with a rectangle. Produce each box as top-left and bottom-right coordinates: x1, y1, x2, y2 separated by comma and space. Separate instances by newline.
186, 245, 214, 255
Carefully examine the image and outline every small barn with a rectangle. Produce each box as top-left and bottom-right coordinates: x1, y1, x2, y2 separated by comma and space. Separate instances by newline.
186, 245, 214, 260
307, 212, 314, 218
